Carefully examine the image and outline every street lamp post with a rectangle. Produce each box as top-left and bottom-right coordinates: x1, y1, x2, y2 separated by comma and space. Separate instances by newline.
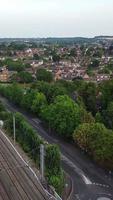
13, 114, 16, 145
40, 144, 45, 180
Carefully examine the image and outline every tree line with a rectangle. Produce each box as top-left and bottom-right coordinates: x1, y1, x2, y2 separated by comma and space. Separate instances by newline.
0, 100, 64, 195
0, 78, 113, 169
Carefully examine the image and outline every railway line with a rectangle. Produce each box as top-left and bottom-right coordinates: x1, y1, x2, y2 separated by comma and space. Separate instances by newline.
0, 130, 49, 200
1, 96, 113, 200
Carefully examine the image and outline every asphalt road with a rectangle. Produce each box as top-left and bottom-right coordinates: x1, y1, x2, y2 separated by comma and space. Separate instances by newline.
1, 97, 113, 200
0, 129, 51, 200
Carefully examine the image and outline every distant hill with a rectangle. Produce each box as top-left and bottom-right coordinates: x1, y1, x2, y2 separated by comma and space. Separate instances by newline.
0, 36, 113, 45
94, 36, 113, 40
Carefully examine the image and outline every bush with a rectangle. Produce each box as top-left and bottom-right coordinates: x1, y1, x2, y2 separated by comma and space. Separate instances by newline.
36, 68, 53, 82
2, 111, 64, 194
48, 172, 64, 195
73, 123, 113, 169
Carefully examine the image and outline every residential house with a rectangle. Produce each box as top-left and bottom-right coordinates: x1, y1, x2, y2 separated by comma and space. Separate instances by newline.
0, 66, 9, 82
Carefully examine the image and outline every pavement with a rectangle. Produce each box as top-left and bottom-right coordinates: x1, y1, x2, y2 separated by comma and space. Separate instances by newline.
0, 96, 113, 200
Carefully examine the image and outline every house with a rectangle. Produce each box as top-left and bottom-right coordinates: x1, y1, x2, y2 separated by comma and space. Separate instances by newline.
83, 73, 90, 81
55, 69, 62, 81
0, 66, 9, 82
96, 74, 110, 82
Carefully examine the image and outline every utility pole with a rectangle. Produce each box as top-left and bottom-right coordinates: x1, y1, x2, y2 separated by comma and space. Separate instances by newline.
40, 144, 45, 180
13, 115, 16, 145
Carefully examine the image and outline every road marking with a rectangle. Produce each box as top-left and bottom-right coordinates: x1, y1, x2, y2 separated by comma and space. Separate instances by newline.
0, 101, 92, 186
82, 175, 92, 185
75, 194, 81, 200
32, 118, 41, 125
61, 154, 92, 185
92, 183, 110, 188
31, 119, 92, 186
96, 193, 113, 197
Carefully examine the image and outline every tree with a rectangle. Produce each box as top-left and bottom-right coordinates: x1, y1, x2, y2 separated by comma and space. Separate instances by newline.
102, 101, 113, 129
45, 145, 61, 176
0, 101, 5, 112
73, 123, 113, 169
16, 71, 33, 83
45, 83, 67, 103
41, 95, 82, 138
33, 54, 39, 60
3, 111, 64, 194
45, 145, 64, 194
36, 68, 53, 82
80, 109, 95, 123
2, 58, 25, 72
57, 79, 76, 94
20, 89, 36, 111
8, 42, 27, 50
3, 83, 23, 105
88, 59, 100, 68
11, 71, 33, 83
52, 54, 60, 63
73, 123, 106, 151
93, 48, 103, 58
99, 79, 113, 109
31, 81, 67, 103
31, 92, 47, 115
69, 48, 77, 57
95, 112, 103, 123
78, 82, 97, 115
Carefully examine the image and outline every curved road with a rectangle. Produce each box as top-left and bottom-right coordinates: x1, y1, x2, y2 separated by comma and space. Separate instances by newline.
1, 97, 113, 200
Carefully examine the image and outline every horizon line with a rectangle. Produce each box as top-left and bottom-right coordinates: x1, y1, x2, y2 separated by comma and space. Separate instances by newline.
0, 35, 113, 39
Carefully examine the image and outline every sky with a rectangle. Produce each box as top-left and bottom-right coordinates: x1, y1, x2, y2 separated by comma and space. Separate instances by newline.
0, 0, 113, 38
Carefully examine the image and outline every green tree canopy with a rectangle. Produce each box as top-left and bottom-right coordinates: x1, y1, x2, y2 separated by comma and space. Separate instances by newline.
102, 101, 113, 129
73, 122, 113, 169
11, 71, 33, 83
2, 58, 25, 72
36, 68, 53, 82
2, 84, 23, 105
41, 95, 83, 138
31, 92, 47, 115
0, 101, 5, 112
20, 89, 36, 111
52, 54, 60, 63
78, 82, 97, 115
31, 81, 67, 103
99, 79, 113, 109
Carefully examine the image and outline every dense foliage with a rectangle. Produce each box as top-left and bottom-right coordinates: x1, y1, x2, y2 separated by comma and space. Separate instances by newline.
0, 83, 91, 138
1, 58, 25, 72
73, 123, 113, 169
36, 68, 53, 82
45, 145, 64, 194
41, 95, 83, 138
0, 78, 113, 169
11, 71, 33, 83
0, 101, 63, 194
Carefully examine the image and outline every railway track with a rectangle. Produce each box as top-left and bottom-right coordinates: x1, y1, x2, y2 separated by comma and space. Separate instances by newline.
0, 130, 49, 200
